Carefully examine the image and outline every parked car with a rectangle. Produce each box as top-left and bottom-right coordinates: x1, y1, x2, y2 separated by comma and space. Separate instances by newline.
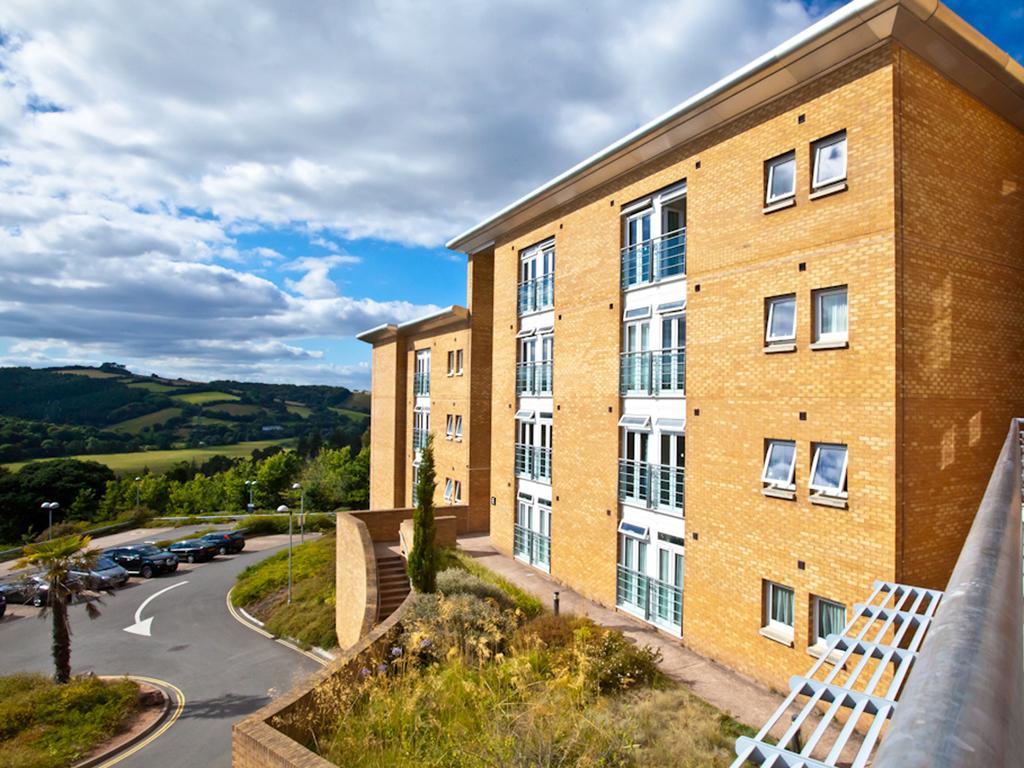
0, 574, 50, 606
70, 556, 130, 590
103, 545, 178, 578
0, 591, 6, 619
198, 530, 245, 555
166, 538, 218, 563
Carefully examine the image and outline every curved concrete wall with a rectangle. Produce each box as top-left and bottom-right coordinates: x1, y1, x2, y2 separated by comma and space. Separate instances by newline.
334, 512, 377, 650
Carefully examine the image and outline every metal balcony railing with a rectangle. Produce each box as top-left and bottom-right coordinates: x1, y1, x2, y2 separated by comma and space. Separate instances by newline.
413, 371, 430, 396
618, 459, 684, 516
412, 428, 428, 451
515, 444, 552, 482
517, 274, 555, 315
513, 523, 551, 570
619, 348, 685, 395
515, 361, 553, 396
616, 564, 683, 634
621, 227, 686, 290
733, 418, 1024, 768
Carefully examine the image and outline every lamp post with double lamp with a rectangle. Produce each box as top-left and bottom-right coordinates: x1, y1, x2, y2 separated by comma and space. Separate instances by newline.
244, 480, 257, 513
291, 482, 305, 543
134, 476, 142, 510
278, 504, 293, 604
40, 501, 59, 539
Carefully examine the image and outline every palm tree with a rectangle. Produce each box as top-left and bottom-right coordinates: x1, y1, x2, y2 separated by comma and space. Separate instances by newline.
17, 535, 103, 684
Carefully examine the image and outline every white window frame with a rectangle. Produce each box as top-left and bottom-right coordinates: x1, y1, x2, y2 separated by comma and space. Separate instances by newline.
812, 131, 848, 189
762, 439, 797, 491
456, 349, 464, 375
813, 286, 848, 344
809, 442, 849, 498
765, 152, 796, 204
446, 350, 454, 376
453, 480, 462, 503
762, 580, 795, 640
445, 414, 454, 440
443, 477, 453, 502
454, 415, 463, 441
765, 295, 797, 344
812, 596, 847, 646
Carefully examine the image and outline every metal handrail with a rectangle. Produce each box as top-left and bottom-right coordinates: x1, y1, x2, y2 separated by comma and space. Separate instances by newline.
515, 444, 552, 482
517, 274, 555, 314
413, 371, 430, 396
621, 227, 686, 289
873, 418, 1023, 768
619, 348, 685, 395
618, 459, 685, 516
515, 361, 553, 395
513, 523, 551, 569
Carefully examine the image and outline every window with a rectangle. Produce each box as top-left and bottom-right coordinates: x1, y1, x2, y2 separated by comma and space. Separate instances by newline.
453, 480, 462, 503
813, 596, 846, 647
765, 295, 796, 345
456, 349, 464, 375
445, 414, 454, 439
762, 439, 797, 491
447, 350, 455, 376
765, 152, 796, 204
812, 131, 847, 189
810, 443, 848, 498
813, 286, 848, 345
454, 415, 463, 440
444, 477, 453, 502
762, 581, 795, 644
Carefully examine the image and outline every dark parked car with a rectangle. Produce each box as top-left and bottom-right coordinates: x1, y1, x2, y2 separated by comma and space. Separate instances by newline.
167, 539, 218, 563
198, 531, 245, 555
0, 591, 6, 619
0, 574, 50, 606
103, 545, 178, 578
70, 556, 130, 590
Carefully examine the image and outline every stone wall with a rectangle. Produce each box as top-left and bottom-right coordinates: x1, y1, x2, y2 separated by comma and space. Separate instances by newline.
334, 512, 377, 650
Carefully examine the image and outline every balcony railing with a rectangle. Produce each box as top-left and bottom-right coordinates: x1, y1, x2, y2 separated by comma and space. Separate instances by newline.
515, 361, 553, 396
618, 459, 684, 516
517, 274, 554, 315
515, 444, 552, 482
412, 428, 428, 451
413, 371, 430, 396
620, 349, 685, 395
513, 524, 551, 571
616, 564, 683, 634
621, 227, 686, 290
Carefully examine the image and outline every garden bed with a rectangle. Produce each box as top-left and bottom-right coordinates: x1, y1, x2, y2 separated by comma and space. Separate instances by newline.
312, 562, 753, 767
0, 673, 146, 768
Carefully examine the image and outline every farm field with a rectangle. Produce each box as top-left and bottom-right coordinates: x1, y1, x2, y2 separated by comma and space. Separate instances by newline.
126, 380, 180, 393
330, 406, 369, 422
206, 402, 261, 416
285, 402, 312, 418
111, 406, 184, 433
171, 390, 240, 404
53, 368, 121, 378
3, 439, 294, 475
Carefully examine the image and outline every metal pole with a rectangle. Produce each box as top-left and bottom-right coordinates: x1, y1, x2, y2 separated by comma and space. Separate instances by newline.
553, 590, 560, 616
48, 505, 52, 539
300, 491, 305, 544
288, 509, 293, 605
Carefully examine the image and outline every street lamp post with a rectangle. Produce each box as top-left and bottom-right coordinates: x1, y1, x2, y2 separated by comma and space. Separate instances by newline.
291, 483, 305, 543
245, 480, 257, 513
41, 501, 59, 539
278, 504, 293, 605
134, 476, 142, 510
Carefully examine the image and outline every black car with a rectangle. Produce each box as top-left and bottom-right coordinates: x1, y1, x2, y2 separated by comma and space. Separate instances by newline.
167, 538, 218, 563
198, 531, 245, 555
0, 574, 50, 606
0, 591, 6, 619
103, 545, 178, 578
70, 556, 130, 590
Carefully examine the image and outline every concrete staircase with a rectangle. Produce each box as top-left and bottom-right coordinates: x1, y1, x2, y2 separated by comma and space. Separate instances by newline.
376, 555, 411, 620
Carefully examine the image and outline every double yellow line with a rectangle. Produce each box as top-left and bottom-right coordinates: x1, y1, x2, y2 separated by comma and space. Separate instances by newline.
224, 588, 327, 666
93, 676, 184, 768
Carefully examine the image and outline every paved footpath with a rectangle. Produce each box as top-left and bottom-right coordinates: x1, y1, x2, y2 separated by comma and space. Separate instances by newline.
458, 533, 860, 752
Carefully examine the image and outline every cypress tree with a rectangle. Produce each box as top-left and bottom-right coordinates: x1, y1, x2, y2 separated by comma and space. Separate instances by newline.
407, 434, 437, 592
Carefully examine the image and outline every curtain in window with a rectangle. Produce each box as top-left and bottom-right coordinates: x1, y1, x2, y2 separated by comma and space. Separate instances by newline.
818, 600, 845, 641
820, 292, 848, 335
771, 586, 793, 626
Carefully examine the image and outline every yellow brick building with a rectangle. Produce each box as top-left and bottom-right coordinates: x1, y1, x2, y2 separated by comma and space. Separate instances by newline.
361, 0, 1023, 689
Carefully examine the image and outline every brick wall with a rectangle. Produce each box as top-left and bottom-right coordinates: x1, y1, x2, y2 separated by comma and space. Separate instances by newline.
335, 513, 377, 649
467, 250, 495, 532
368, 339, 405, 509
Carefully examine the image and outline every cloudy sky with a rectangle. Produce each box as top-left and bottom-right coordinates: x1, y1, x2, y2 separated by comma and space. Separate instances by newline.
0, 1, 1019, 388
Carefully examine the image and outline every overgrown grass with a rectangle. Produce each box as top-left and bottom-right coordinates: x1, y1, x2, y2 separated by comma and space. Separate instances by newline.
233, 533, 337, 649
438, 548, 543, 618
0, 674, 140, 768
171, 390, 240, 404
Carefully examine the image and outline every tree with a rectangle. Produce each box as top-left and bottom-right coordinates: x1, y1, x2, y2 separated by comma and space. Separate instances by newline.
17, 535, 102, 683
407, 435, 437, 593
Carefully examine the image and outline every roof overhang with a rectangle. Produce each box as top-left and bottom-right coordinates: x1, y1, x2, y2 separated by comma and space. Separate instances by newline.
446, 0, 1023, 255
356, 306, 470, 345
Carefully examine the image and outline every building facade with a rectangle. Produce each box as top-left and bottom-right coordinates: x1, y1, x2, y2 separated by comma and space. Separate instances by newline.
362, 0, 1024, 689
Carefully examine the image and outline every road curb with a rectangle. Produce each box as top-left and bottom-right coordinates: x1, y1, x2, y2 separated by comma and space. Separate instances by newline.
72, 676, 175, 768
226, 586, 330, 667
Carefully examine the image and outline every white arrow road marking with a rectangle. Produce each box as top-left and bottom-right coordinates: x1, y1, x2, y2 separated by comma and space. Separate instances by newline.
123, 580, 188, 637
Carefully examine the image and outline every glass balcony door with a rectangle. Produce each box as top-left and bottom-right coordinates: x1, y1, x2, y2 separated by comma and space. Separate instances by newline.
623, 320, 651, 394
514, 495, 551, 572
623, 210, 652, 288
657, 433, 685, 513
621, 430, 649, 504
659, 314, 686, 393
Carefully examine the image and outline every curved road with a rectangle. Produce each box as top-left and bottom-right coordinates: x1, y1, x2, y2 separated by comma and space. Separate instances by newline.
1, 540, 321, 767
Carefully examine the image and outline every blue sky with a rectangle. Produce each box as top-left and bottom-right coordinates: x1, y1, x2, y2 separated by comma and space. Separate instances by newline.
0, 0, 1019, 388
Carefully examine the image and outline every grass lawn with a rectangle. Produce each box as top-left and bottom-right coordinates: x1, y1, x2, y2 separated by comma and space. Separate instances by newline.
285, 402, 312, 418
110, 406, 184, 433
171, 390, 240, 405
233, 532, 337, 649
329, 406, 370, 423
3, 439, 295, 475
205, 402, 262, 416
0, 673, 140, 768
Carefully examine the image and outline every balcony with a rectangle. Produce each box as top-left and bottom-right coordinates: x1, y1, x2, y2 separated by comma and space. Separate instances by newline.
619, 349, 686, 395
413, 371, 430, 396
515, 361, 553, 396
515, 444, 552, 483
517, 274, 554, 315
513, 523, 551, 571
412, 428, 428, 451
616, 564, 682, 634
621, 228, 686, 290
618, 459, 684, 516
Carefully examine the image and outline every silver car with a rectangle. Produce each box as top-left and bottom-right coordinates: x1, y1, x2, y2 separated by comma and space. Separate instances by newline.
70, 556, 130, 590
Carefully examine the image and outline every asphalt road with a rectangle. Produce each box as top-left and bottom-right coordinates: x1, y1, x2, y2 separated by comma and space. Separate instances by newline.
1, 539, 322, 767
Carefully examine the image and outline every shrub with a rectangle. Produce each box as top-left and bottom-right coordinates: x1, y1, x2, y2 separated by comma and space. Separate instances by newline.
436, 568, 513, 609
514, 612, 594, 650
235, 513, 334, 537
34, 521, 86, 543
401, 592, 520, 665
571, 624, 662, 694
437, 549, 543, 618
